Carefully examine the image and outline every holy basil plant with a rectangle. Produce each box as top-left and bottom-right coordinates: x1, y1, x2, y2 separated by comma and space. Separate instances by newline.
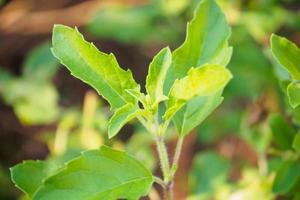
10, 0, 232, 199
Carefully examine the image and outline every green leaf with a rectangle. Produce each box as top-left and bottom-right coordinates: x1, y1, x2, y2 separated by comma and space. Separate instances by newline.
52, 25, 141, 110
292, 133, 300, 153
10, 153, 81, 198
272, 161, 300, 194
146, 47, 172, 107
269, 114, 296, 150
271, 34, 300, 80
163, 0, 232, 135
33, 146, 153, 200
164, 64, 231, 121
287, 81, 300, 108
172, 95, 224, 135
163, 100, 185, 121
10, 161, 49, 198
169, 64, 232, 100
108, 103, 141, 138
164, 0, 232, 93
126, 89, 146, 102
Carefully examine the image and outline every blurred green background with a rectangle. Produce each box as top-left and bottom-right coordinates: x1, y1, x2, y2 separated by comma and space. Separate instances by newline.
1, 0, 300, 199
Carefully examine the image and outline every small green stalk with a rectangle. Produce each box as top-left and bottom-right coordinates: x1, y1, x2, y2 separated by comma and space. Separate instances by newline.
154, 176, 166, 189
155, 136, 170, 182
155, 129, 185, 200
169, 136, 184, 181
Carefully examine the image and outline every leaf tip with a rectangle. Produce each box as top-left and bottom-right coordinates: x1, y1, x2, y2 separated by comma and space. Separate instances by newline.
108, 128, 116, 139
270, 33, 280, 46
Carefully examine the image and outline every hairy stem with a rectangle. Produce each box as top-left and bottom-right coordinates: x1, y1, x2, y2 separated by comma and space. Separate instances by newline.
163, 184, 173, 200
155, 136, 170, 182
170, 136, 184, 179
163, 136, 184, 199
139, 113, 180, 200
156, 136, 185, 200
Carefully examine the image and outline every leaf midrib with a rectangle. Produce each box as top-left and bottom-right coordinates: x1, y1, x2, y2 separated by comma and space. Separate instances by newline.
87, 176, 152, 199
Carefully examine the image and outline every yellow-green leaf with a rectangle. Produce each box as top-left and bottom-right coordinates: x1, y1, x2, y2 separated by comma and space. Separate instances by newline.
162, 0, 232, 135
164, 64, 232, 121
170, 64, 232, 100
164, 0, 232, 93
146, 47, 172, 107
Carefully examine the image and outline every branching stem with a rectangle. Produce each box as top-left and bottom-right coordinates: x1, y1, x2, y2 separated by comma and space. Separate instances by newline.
139, 111, 185, 200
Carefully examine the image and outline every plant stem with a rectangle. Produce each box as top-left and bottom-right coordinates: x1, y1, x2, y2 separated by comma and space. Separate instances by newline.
166, 183, 173, 200
154, 176, 166, 189
139, 112, 182, 200
155, 136, 170, 182
165, 183, 174, 200
156, 136, 185, 200
172, 136, 184, 170
168, 136, 184, 182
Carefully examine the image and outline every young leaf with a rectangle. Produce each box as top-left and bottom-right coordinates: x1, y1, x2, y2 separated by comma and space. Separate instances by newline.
287, 82, 300, 108
163, 0, 232, 135
126, 88, 147, 105
52, 25, 141, 110
271, 34, 300, 80
108, 103, 141, 138
272, 161, 300, 194
146, 47, 172, 107
164, 0, 232, 93
33, 146, 153, 200
269, 114, 296, 150
164, 64, 232, 120
169, 64, 232, 100
10, 160, 49, 198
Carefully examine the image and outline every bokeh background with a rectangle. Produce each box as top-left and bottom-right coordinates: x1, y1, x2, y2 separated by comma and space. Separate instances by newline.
1, 0, 300, 199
